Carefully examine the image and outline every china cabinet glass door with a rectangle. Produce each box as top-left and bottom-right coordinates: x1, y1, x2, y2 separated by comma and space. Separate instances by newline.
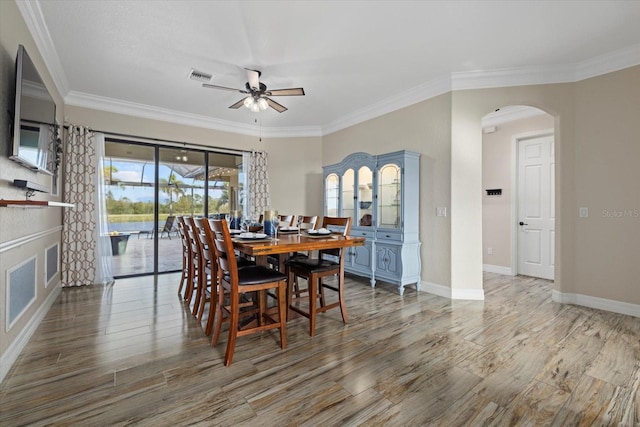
342, 169, 355, 224
357, 166, 373, 227
325, 173, 339, 217
378, 163, 401, 228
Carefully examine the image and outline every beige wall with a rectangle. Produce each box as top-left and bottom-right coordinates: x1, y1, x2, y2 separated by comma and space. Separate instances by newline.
323, 93, 453, 287
450, 83, 577, 298
264, 136, 323, 217
0, 0, 65, 357
482, 113, 555, 269
573, 67, 640, 305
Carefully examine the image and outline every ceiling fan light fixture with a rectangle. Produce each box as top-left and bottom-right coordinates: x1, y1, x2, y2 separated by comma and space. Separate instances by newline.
243, 96, 255, 109
257, 97, 268, 110
206, 68, 304, 113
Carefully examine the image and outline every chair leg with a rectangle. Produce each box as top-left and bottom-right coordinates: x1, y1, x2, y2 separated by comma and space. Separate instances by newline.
224, 294, 240, 366
287, 270, 295, 321
192, 267, 202, 316
197, 278, 208, 321
178, 270, 185, 296
212, 290, 224, 347
204, 283, 216, 336
257, 289, 266, 327
308, 273, 318, 337
277, 281, 287, 349
319, 277, 326, 308
337, 273, 348, 323
184, 266, 194, 303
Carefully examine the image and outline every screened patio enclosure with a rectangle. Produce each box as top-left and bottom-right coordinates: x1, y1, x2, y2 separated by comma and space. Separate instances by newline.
103, 140, 245, 277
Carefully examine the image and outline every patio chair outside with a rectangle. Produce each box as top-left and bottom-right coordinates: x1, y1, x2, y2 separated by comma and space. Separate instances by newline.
160, 215, 178, 239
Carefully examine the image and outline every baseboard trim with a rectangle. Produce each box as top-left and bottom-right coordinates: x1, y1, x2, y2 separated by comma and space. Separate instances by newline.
552, 290, 640, 318
420, 281, 485, 301
0, 283, 61, 384
483, 264, 514, 275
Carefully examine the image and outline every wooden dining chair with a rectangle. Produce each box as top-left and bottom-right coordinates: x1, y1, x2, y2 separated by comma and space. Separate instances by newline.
196, 217, 257, 335
278, 214, 295, 227
287, 215, 320, 295
285, 216, 352, 337
296, 215, 318, 231
185, 217, 206, 317
179, 216, 199, 307
194, 217, 218, 335
209, 219, 288, 366
176, 216, 191, 301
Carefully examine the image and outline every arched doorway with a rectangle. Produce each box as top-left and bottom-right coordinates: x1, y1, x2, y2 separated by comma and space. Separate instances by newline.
481, 105, 555, 280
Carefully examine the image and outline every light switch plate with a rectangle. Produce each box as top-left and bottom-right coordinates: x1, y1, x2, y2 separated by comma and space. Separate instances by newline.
579, 207, 589, 218
436, 207, 447, 217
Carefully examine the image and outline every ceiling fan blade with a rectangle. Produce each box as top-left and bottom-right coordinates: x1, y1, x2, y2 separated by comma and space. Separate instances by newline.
228, 99, 245, 109
264, 97, 287, 113
203, 83, 248, 94
246, 69, 261, 90
265, 88, 305, 96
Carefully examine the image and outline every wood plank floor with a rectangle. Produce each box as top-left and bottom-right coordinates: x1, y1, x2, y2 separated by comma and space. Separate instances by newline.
1, 273, 638, 426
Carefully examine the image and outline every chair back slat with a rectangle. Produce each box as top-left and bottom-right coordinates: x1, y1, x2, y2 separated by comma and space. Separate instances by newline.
279, 214, 295, 227
296, 215, 318, 230
195, 218, 214, 267
209, 219, 239, 288
320, 216, 351, 258
178, 216, 192, 256
186, 217, 202, 262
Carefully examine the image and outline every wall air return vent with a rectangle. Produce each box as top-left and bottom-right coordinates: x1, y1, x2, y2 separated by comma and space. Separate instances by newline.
188, 69, 213, 83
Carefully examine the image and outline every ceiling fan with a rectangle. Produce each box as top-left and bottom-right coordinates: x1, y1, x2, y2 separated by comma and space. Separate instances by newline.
203, 68, 305, 113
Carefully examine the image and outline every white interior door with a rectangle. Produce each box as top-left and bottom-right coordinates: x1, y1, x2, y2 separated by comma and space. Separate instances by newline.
517, 135, 555, 280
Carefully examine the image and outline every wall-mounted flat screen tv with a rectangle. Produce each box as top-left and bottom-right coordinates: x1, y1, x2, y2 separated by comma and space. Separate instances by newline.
9, 44, 56, 174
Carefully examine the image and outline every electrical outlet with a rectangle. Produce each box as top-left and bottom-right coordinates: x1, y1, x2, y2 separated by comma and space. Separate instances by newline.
487, 247, 493, 255
436, 207, 447, 217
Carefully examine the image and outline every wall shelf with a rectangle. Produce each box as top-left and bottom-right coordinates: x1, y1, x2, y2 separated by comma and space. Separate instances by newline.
0, 200, 74, 208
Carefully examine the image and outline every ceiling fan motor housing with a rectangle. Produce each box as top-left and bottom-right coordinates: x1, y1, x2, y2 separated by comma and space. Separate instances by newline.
246, 81, 267, 94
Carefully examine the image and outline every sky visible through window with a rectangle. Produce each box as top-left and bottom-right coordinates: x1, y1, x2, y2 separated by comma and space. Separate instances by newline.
104, 159, 219, 203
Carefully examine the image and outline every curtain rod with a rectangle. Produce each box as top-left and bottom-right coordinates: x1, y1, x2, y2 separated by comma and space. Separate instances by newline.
62, 125, 245, 155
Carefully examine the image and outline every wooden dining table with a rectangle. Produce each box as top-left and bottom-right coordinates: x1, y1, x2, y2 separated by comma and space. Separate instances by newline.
232, 231, 365, 271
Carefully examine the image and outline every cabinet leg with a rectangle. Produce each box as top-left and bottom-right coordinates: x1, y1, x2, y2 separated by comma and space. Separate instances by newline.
369, 278, 376, 288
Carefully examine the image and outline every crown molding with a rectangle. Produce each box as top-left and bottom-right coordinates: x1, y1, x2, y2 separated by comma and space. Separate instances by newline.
64, 91, 323, 138
322, 74, 451, 136
452, 63, 577, 90
16, 0, 69, 97
575, 43, 640, 81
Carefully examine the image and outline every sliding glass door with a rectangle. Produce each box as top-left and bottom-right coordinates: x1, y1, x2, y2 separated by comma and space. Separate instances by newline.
103, 139, 244, 278
157, 147, 205, 273
103, 142, 156, 276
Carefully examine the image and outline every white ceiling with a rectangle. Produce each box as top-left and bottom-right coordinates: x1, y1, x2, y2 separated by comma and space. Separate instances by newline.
19, 0, 640, 137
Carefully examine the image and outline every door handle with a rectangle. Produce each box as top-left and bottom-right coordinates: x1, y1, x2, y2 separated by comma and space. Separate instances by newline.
519, 221, 528, 226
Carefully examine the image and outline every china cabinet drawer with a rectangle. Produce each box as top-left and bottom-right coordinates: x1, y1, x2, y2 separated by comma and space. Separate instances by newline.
350, 229, 375, 239
375, 231, 402, 242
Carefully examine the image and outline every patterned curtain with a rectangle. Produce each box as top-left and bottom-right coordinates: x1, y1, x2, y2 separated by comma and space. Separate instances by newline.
246, 150, 270, 221
61, 126, 113, 286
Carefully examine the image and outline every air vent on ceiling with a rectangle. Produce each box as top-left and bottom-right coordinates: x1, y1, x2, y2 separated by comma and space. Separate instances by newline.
188, 69, 213, 83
